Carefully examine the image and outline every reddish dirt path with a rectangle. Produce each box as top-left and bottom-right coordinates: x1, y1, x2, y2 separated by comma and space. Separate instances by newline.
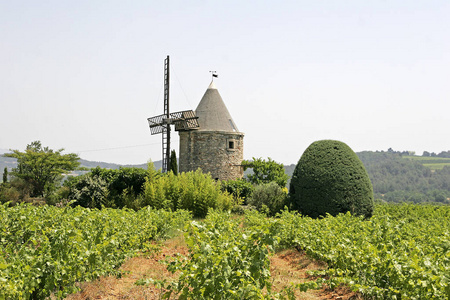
65, 236, 187, 299
270, 249, 360, 300
66, 236, 360, 300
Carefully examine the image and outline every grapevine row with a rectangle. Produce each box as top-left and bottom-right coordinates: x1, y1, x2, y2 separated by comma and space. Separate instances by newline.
0, 203, 190, 299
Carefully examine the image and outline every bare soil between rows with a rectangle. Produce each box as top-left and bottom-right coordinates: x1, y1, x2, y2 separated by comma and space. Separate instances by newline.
66, 235, 360, 300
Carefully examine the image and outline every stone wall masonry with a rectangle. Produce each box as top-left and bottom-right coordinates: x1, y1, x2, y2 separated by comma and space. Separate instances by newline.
179, 130, 244, 181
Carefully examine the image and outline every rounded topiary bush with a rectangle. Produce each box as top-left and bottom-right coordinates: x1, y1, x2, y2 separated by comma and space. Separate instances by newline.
288, 140, 374, 218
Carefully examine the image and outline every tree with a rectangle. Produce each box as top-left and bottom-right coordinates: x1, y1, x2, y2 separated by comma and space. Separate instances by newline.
2, 167, 7, 183
169, 150, 178, 175
5, 141, 80, 197
437, 151, 450, 158
242, 157, 289, 187
288, 140, 374, 218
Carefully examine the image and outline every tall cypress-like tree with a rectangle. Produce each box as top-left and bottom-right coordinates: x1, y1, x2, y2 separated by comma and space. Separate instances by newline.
2, 167, 7, 183
169, 150, 178, 175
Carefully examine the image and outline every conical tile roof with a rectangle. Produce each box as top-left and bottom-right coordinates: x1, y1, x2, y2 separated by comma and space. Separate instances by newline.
195, 81, 239, 132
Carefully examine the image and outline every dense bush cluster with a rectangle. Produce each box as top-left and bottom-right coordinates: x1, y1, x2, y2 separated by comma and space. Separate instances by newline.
64, 166, 149, 209
68, 174, 110, 209
55, 164, 234, 218
0, 142, 289, 217
220, 178, 254, 205
142, 169, 234, 218
247, 182, 287, 216
289, 140, 374, 218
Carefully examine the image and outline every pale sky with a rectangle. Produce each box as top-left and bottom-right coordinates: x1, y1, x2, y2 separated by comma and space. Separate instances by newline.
1, 1, 449, 165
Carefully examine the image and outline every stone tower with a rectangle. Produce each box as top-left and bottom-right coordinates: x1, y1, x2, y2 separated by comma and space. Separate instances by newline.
178, 81, 244, 180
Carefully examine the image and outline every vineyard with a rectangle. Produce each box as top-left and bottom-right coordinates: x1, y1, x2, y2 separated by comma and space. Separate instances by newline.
0, 204, 190, 299
257, 205, 450, 299
1, 203, 449, 299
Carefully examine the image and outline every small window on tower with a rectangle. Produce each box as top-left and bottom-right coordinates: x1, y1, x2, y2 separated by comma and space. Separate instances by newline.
227, 139, 236, 151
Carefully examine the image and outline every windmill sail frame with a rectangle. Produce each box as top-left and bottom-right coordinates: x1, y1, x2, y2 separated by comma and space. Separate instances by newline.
147, 56, 199, 172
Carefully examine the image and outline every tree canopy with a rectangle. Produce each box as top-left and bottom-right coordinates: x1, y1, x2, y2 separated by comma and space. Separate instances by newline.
357, 151, 450, 203
242, 157, 289, 187
5, 141, 80, 197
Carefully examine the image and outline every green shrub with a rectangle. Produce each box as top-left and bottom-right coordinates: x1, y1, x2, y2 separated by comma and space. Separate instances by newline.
66, 166, 154, 209
142, 169, 234, 218
221, 178, 254, 205
248, 182, 287, 216
71, 174, 110, 209
89, 167, 148, 207
288, 140, 374, 218
0, 178, 32, 205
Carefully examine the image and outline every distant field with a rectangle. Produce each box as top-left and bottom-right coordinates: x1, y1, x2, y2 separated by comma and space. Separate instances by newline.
403, 155, 450, 170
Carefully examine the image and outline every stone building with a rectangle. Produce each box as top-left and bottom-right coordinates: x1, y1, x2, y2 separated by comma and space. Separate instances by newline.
178, 81, 244, 180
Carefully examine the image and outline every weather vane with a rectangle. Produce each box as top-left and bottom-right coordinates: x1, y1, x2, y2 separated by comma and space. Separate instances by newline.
209, 70, 218, 80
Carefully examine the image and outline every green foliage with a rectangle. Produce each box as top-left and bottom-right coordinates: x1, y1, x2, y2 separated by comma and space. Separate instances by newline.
0, 203, 191, 299
243, 157, 289, 187
382, 189, 450, 204
169, 150, 178, 175
4, 141, 80, 198
270, 204, 450, 299
146, 211, 280, 299
0, 183, 14, 204
2, 167, 7, 183
0, 178, 34, 205
248, 182, 287, 216
289, 140, 374, 218
67, 166, 149, 209
70, 174, 110, 209
91, 166, 148, 207
358, 151, 450, 202
220, 178, 254, 205
2, 200, 448, 299
422, 150, 450, 158
142, 169, 234, 218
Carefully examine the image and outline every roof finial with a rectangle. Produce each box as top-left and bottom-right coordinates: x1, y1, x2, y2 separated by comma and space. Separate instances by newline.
209, 70, 218, 81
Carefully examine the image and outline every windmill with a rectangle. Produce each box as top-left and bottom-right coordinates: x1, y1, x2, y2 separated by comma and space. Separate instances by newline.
147, 56, 199, 172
